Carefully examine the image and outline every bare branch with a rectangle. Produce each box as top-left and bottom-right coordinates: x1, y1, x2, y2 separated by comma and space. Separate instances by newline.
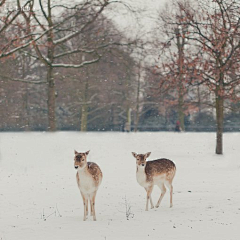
52, 57, 100, 68
54, 48, 95, 59
0, 74, 46, 84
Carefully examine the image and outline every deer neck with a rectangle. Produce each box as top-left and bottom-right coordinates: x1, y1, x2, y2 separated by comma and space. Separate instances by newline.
136, 164, 146, 174
136, 164, 148, 186
77, 164, 88, 174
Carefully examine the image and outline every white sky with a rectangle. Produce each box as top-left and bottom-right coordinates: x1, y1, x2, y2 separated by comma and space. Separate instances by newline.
106, 0, 167, 39
3, 0, 167, 40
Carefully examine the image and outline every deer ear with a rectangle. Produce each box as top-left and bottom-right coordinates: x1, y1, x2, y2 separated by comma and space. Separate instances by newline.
132, 152, 137, 158
145, 152, 151, 158
74, 150, 78, 155
85, 150, 90, 155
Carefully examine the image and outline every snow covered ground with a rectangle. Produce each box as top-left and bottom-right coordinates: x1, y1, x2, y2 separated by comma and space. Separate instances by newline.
0, 132, 239, 240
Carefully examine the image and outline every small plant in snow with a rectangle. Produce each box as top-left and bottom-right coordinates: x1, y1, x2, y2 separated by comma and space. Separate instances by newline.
124, 196, 134, 220
41, 204, 62, 221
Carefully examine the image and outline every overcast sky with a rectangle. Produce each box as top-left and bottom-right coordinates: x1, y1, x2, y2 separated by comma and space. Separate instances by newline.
3, 0, 167, 44
105, 0, 167, 39
5, 0, 167, 39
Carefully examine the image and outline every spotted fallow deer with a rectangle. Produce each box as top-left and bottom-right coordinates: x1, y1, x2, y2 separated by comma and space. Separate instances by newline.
74, 150, 103, 221
132, 152, 176, 211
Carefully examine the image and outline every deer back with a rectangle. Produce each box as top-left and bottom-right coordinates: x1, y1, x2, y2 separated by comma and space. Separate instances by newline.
145, 159, 176, 182
86, 162, 103, 186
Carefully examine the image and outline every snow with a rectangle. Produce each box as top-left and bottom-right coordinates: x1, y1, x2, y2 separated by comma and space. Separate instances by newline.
0, 132, 239, 240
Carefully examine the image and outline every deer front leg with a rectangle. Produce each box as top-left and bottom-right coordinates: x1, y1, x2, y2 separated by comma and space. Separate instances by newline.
90, 201, 93, 216
145, 187, 154, 210
81, 192, 88, 221
90, 191, 97, 221
145, 186, 154, 211
86, 198, 89, 216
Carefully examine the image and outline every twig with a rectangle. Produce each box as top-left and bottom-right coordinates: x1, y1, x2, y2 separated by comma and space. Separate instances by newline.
55, 204, 62, 217
124, 196, 134, 220
41, 204, 62, 221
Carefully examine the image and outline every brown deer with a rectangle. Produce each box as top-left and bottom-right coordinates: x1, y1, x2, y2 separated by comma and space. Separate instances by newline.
132, 152, 176, 211
74, 150, 103, 221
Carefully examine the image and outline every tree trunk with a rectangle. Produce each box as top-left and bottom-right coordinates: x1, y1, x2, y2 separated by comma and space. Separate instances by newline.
47, 66, 56, 131
80, 77, 89, 131
197, 85, 202, 114
126, 107, 131, 132
215, 92, 224, 154
134, 71, 141, 132
178, 87, 185, 131
176, 28, 185, 131
134, 104, 140, 132
22, 55, 30, 131
111, 105, 119, 131
23, 83, 30, 131
81, 104, 88, 131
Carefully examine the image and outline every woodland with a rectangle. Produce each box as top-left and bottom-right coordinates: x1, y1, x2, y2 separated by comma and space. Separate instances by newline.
1, 0, 240, 154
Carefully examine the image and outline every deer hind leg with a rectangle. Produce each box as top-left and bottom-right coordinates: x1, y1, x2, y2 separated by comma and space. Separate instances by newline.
155, 183, 166, 208
145, 186, 154, 211
90, 191, 97, 221
165, 180, 173, 208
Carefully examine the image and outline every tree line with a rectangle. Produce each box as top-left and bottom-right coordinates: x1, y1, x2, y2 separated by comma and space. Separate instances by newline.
1, 0, 240, 154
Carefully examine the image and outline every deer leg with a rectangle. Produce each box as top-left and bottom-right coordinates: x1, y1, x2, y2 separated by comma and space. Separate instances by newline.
90, 199, 93, 216
86, 197, 89, 216
145, 186, 154, 211
144, 187, 154, 209
165, 180, 173, 207
81, 192, 88, 221
90, 191, 97, 221
156, 183, 166, 208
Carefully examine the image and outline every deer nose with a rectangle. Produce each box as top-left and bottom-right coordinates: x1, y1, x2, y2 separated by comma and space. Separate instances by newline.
142, 164, 145, 167
75, 166, 78, 169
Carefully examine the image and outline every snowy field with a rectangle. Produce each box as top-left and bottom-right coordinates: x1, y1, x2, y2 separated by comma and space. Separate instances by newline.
0, 132, 240, 240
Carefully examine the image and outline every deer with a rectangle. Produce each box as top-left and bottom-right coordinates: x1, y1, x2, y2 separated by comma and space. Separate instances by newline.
131, 152, 176, 211
74, 150, 103, 221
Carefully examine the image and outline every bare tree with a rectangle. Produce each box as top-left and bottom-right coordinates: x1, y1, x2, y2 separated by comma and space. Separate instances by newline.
0, 0, 55, 59
55, 11, 135, 131
153, 0, 198, 131
15, 0, 136, 131
180, 0, 240, 154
